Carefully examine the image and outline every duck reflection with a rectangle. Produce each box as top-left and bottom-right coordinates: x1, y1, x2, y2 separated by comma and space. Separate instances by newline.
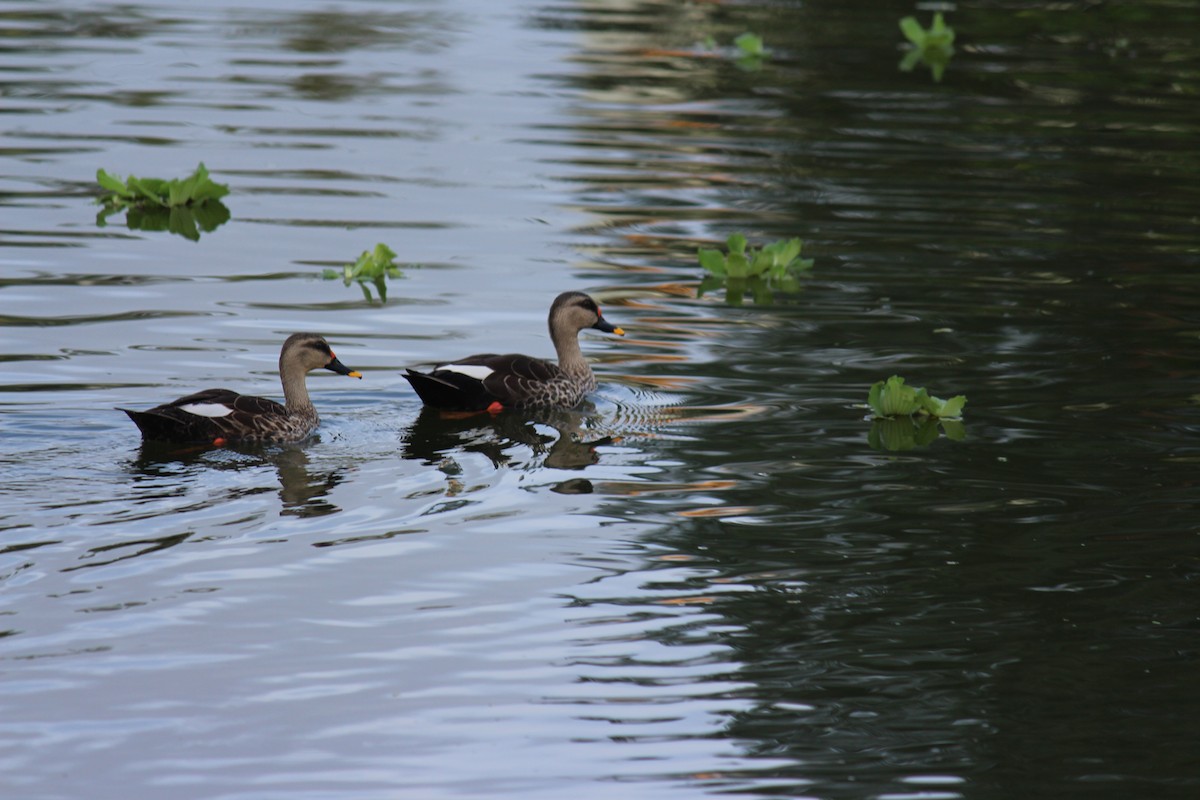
129, 440, 345, 517
400, 404, 615, 473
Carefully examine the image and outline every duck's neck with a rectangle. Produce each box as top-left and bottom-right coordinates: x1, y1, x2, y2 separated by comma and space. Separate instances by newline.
280, 361, 315, 417
551, 325, 591, 380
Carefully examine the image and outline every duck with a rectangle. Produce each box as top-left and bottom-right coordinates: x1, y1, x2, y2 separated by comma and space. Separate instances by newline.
403, 291, 624, 412
118, 332, 362, 444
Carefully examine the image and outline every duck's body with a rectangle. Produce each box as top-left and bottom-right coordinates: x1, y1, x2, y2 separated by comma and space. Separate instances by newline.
403, 291, 623, 412
119, 332, 361, 444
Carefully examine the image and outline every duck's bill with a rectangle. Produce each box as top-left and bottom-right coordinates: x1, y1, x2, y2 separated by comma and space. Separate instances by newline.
327, 357, 363, 378
593, 318, 625, 336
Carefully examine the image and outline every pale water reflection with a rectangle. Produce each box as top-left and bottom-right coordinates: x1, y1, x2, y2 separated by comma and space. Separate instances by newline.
3, 1, 1200, 799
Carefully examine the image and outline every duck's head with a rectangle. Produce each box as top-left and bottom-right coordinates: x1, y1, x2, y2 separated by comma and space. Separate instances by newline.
550, 291, 625, 337
282, 332, 363, 378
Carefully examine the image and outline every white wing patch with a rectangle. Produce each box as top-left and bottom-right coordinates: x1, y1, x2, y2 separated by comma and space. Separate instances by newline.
179, 402, 235, 418
440, 364, 494, 381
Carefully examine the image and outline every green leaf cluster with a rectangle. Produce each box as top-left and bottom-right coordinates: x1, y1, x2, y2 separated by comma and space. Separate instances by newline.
697, 234, 814, 305
868, 375, 966, 419
733, 32, 767, 72
97, 163, 229, 209
322, 243, 405, 303
899, 12, 956, 81
95, 163, 231, 241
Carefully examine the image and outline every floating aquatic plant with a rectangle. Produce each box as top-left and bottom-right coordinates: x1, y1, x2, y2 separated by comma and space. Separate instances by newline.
868, 375, 966, 419
95, 163, 230, 241
733, 32, 767, 71
866, 376, 966, 451
323, 243, 407, 303
899, 12, 955, 82
97, 163, 229, 209
700, 32, 768, 71
697, 234, 814, 305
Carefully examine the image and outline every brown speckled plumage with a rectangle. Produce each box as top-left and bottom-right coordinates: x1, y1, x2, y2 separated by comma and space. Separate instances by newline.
119, 333, 361, 444
403, 291, 624, 411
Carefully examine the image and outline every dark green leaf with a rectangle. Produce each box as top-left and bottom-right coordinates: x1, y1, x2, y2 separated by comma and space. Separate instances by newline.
725, 252, 750, 278
734, 32, 764, 57
96, 169, 130, 196
698, 248, 727, 277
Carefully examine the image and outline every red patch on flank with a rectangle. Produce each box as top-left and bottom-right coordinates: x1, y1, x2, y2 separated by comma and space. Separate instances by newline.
212, 437, 227, 447
486, 401, 504, 414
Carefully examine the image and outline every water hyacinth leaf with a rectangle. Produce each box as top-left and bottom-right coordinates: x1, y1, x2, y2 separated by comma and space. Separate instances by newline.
867, 379, 885, 416
726, 251, 751, 278
698, 248, 727, 277
326, 242, 405, 302
190, 180, 229, 203
96, 169, 130, 196
734, 32, 764, 57
929, 13, 954, 46
869, 375, 921, 417
96, 163, 229, 208
898, 13, 955, 82
899, 16, 926, 46
168, 179, 188, 207
184, 164, 228, 203
934, 394, 967, 418
868, 375, 968, 420
373, 242, 398, 265
751, 250, 774, 275
768, 238, 801, 268
127, 177, 165, 206
696, 233, 814, 304
172, 168, 203, 205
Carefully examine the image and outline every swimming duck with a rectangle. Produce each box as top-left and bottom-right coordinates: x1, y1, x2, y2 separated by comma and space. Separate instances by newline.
119, 332, 362, 444
403, 291, 624, 412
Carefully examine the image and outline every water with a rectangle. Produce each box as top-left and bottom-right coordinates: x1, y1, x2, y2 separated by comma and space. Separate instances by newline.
3, 1, 1199, 798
